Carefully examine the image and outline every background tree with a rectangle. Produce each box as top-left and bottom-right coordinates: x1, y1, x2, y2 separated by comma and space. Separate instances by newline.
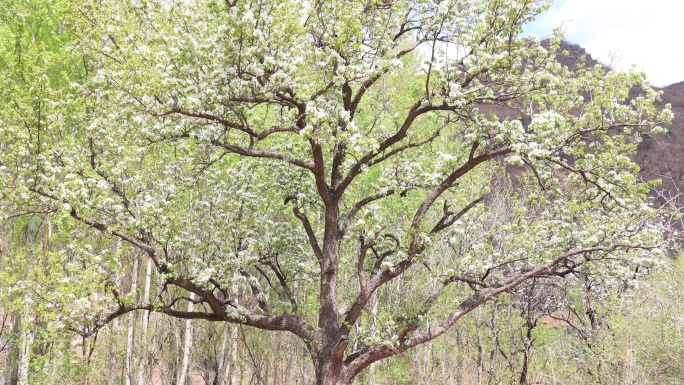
0, 0, 673, 384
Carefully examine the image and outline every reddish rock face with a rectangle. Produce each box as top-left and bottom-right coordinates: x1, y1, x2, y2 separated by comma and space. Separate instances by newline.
638, 81, 684, 196
556, 42, 684, 204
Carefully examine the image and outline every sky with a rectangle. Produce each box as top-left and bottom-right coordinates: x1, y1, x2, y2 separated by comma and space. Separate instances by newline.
523, 0, 682, 87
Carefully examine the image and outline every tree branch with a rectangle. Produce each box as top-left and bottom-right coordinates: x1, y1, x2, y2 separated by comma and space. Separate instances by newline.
343, 244, 656, 378
339, 147, 509, 330
285, 195, 323, 262
430, 196, 484, 234
339, 186, 414, 237
211, 140, 315, 171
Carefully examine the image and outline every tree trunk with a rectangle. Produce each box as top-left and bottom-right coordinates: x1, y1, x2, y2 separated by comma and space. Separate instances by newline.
228, 325, 239, 385
125, 257, 139, 385
476, 307, 484, 385
17, 221, 38, 385
488, 305, 498, 385
519, 326, 532, 385
368, 294, 379, 380
107, 319, 120, 385
18, 319, 32, 385
423, 320, 432, 377
315, 200, 347, 385
315, 366, 345, 385
177, 294, 195, 385
48, 350, 60, 385
7, 312, 21, 385
136, 258, 153, 385
214, 324, 229, 385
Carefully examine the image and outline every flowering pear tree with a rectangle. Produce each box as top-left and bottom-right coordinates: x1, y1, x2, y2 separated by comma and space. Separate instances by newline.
0, 0, 672, 383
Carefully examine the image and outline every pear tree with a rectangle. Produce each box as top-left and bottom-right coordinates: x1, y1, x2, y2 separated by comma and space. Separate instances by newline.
0, 0, 672, 383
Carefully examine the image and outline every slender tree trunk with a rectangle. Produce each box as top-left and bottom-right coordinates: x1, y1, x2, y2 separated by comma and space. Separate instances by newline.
442, 343, 454, 385
476, 307, 484, 385
225, 324, 239, 385
423, 320, 431, 377
18, 221, 38, 385
215, 324, 229, 385
18, 308, 32, 385
126, 257, 140, 385
219, 285, 240, 385
488, 305, 498, 385
136, 258, 153, 385
455, 329, 464, 385
519, 326, 532, 385
108, 241, 123, 385
48, 350, 60, 385
108, 320, 120, 385
7, 312, 22, 385
177, 294, 195, 385
368, 294, 379, 380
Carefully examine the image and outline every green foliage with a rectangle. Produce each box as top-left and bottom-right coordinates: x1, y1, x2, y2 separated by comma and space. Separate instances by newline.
598, 258, 684, 384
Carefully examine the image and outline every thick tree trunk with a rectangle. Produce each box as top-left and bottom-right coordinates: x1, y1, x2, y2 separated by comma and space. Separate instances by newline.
314, 200, 347, 385
315, 365, 345, 385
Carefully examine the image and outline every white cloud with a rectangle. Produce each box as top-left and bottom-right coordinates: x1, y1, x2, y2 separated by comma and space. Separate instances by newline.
528, 0, 683, 87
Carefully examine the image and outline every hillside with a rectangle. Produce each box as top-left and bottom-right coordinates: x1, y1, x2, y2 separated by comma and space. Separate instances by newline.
555, 41, 684, 198
641, 80, 684, 194
483, 41, 684, 206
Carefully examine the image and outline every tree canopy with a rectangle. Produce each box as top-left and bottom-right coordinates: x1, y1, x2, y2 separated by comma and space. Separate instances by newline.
0, 0, 673, 383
